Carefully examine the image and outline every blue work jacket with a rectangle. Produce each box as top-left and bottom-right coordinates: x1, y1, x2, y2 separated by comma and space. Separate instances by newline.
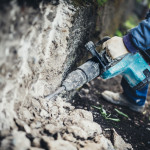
123, 10, 150, 53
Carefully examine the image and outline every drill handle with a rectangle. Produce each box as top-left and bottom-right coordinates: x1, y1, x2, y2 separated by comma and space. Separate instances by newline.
85, 36, 110, 70
95, 36, 110, 47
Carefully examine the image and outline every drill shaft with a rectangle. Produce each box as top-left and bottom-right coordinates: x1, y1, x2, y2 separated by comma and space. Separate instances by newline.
45, 86, 65, 100
45, 58, 101, 100
62, 58, 100, 91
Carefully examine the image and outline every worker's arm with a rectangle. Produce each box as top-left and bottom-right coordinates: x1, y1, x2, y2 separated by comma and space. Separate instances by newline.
123, 10, 150, 52
103, 10, 150, 59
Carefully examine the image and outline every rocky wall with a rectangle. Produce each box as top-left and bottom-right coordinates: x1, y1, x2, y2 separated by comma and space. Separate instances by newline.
0, 0, 134, 149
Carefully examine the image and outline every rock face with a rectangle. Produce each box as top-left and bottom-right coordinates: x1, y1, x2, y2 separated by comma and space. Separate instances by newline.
0, 0, 134, 149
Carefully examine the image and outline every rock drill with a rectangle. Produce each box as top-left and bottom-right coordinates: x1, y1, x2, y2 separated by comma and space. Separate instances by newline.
45, 37, 150, 100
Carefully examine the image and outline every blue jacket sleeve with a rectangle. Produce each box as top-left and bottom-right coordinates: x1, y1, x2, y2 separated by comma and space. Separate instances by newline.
123, 10, 150, 53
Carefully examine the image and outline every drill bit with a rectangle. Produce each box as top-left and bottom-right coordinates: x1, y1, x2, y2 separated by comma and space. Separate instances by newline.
45, 86, 65, 100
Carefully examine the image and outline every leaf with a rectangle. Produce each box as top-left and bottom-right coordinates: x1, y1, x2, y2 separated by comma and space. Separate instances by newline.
106, 117, 120, 122
115, 108, 129, 118
101, 107, 107, 116
92, 105, 101, 110
93, 105, 120, 122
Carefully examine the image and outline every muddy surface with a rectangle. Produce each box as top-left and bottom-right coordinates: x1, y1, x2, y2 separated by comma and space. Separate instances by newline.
73, 76, 150, 150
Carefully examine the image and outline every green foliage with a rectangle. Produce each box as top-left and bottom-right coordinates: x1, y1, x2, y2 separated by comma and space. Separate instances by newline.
114, 108, 129, 118
97, 0, 108, 6
115, 14, 139, 37
124, 16, 139, 30
115, 30, 123, 37
92, 105, 120, 122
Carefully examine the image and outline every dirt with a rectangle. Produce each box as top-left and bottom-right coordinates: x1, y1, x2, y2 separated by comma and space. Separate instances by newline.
73, 75, 150, 150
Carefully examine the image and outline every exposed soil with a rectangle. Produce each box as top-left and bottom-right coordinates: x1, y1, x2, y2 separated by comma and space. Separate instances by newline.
73, 75, 150, 150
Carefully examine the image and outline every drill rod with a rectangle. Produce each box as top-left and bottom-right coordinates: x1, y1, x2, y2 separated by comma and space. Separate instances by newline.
45, 86, 65, 100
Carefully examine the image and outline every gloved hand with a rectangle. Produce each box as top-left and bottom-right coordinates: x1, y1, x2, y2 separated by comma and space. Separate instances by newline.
102, 36, 129, 59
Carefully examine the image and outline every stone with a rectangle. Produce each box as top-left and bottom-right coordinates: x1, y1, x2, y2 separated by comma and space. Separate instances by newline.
39, 98, 49, 111
48, 140, 77, 150
31, 129, 44, 138
67, 125, 88, 139
77, 140, 86, 147
70, 109, 93, 121
49, 106, 59, 119
15, 119, 31, 133
1, 131, 31, 150
1, 136, 13, 150
32, 138, 41, 147
30, 147, 45, 150
20, 108, 34, 121
40, 109, 49, 118
30, 121, 42, 129
12, 131, 31, 150
32, 99, 42, 112
112, 129, 133, 150
62, 133, 76, 142
79, 140, 115, 150
44, 124, 64, 135
77, 119, 102, 138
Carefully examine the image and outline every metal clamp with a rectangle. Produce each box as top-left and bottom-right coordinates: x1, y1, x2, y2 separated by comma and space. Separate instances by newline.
85, 37, 110, 71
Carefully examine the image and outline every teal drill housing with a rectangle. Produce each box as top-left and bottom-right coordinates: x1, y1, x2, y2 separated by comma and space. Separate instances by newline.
101, 52, 150, 90
85, 40, 150, 90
